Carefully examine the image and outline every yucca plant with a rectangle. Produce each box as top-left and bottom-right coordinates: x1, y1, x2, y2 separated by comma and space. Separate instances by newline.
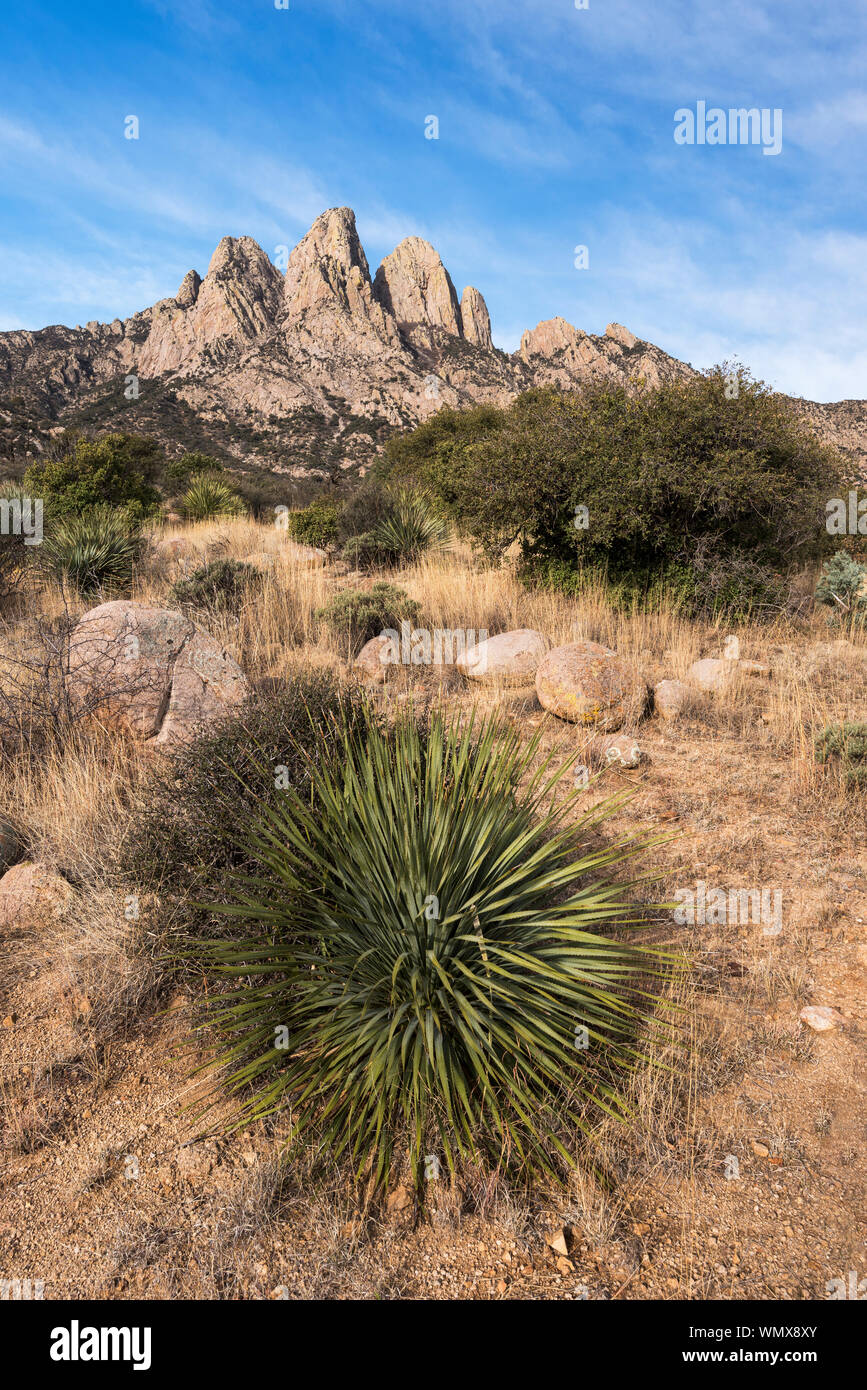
343, 488, 450, 568
180, 472, 246, 522
188, 711, 676, 1188
42, 505, 142, 595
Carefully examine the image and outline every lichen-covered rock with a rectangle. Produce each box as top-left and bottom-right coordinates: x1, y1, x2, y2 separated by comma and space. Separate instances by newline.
67, 601, 248, 745
456, 629, 549, 686
535, 640, 648, 731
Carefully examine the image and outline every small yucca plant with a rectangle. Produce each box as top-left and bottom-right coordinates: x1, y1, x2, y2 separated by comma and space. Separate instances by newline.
42, 506, 142, 595
343, 489, 450, 568
189, 712, 675, 1188
180, 473, 246, 522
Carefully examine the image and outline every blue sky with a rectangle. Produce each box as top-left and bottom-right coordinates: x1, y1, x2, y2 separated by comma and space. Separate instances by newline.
1, 0, 865, 401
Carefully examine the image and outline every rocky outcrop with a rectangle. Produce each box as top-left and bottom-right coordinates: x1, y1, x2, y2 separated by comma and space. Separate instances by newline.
1, 205, 863, 479
460, 287, 492, 349
373, 237, 462, 342
0, 863, 74, 933
283, 207, 396, 344
67, 601, 248, 745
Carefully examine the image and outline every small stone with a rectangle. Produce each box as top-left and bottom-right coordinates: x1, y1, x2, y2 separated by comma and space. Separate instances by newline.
751, 1140, 770, 1158
799, 1005, 845, 1032
653, 679, 690, 721
545, 1227, 570, 1257
556, 1255, 575, 1275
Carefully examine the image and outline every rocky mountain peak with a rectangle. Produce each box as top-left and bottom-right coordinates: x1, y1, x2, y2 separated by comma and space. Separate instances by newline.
281, 206, 395, 342
520, 316, 585, 360
460, 286, 492, 349
373, 236, 463, 341
175, 269, 201, 309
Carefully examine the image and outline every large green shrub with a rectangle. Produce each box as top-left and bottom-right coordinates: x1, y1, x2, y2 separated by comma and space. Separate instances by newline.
164, 451, 223, 493
384, 369, 845, 611
315, 581, 421, 654
23, 433, 162, 524
190, 712, 672, 1185
41, 506, 143, 595
285, 496, 339, 549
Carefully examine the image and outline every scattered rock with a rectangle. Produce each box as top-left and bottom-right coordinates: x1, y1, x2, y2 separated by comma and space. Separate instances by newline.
545, 1227, 570, 1257
353, 633, 395, 683
686, 657, 737, 693
653, 678, 690, 721
593, 732, 642, 768
535, 640, 648, 730
799, 1005, 846, 1033
751, 1140, 770, 1158
386, 1184, 414, 1216
456, 628, 550, 686
0, 862, 75, 933
67, 601, 249, 746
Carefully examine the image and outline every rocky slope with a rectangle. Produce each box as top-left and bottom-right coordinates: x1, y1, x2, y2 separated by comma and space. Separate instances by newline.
0, 206, 862, 480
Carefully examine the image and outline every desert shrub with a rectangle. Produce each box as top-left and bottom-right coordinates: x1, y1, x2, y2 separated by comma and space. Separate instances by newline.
189, 712, 672, 1186
180, 473, 247, 522
121, 676, 377, 930
384, 369, 845, 611
164, 451, 223, 492
41, 506, 143, 595
285, 496, 339, 548
23, 433, 162, 524
315, 581, 420, 653
169, 558, 261, 613
815, 722, 867, 790
815, 551, 867, 622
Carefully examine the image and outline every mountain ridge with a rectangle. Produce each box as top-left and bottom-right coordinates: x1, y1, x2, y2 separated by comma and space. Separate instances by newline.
1, 206, 864, 482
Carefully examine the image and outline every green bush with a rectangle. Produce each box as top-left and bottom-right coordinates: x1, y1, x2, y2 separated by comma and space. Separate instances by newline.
23, 433, 162, 524
164, 451, 223, 493
315, 581, 421, 654
384, 370, 845, 612
815, 722, 867, 790
169, 558, 261, 613
121, 676, 378, 933
815, 551, 867, 620
180, 473, 247, 522
285, 496, 339, 549
189, 712, 672, 1186
41, 506, 142, 595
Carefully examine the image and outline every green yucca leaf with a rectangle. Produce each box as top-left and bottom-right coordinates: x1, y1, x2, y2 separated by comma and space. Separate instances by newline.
42, 505, 142, 595
180, 472, 246, 522
186, 710, 680, 1188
